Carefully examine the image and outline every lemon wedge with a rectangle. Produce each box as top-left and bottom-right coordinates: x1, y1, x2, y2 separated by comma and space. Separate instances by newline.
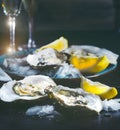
80, 76, 118, 99
70, 56, 99, 71
88, 55, 110, 73
70, 55, 110, 73
38, 37, 68, 52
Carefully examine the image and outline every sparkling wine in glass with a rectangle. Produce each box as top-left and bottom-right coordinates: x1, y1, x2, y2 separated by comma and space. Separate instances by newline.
22, 0, 36, 48
2, 0, 22, 52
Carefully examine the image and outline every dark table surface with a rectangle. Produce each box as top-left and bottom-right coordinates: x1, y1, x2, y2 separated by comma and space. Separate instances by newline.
0, 30, 120, 130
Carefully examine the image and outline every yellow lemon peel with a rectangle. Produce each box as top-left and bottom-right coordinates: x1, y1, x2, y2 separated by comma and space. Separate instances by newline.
70, 55, 110, 73
38, 37, 68, 52
70, 56, 99, 71
80, 76, 118, 99
88, 55, 110, 73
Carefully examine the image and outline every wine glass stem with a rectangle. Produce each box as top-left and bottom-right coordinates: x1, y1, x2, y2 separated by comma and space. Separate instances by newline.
9, 16, 16, 52
28, 16, 33, 47
29, 16, 33, 40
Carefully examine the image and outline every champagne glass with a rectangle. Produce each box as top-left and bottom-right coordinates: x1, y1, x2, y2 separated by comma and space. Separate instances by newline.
2, 0, 22, 52
22, 0, 36, 48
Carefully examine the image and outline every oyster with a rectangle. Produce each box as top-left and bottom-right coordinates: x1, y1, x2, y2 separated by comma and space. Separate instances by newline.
64, 45, 119, 65
46, 85, 103, 114
27, 48, 67, 67
0, 75, 56, 102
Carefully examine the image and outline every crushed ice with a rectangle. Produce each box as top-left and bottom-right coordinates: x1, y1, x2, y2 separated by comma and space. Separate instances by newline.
54, 63, 81, 78
2, 57, 81, 78
3, 57, 39, 76
0, 67, 12, 81
25, 105, 61, 119
102, 99, 120, 112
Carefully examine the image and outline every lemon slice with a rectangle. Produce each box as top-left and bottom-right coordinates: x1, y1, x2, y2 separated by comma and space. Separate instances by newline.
80, 76, 118, 99
38, 37, 68, 52
88, 55, 110, 73
70, 56, 99, 71
70, 55, 110, 73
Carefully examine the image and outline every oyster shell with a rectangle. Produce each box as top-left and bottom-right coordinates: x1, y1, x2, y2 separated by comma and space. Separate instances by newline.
46, 85, 103, 114
27, 48, 67, 67
0, 75, 56, 102
64, 45, 119, 65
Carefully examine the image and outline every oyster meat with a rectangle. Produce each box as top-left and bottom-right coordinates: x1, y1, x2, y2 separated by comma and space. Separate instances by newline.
46, 85, 103, 114
27, 48, 67, 67
0, 75, 56, 102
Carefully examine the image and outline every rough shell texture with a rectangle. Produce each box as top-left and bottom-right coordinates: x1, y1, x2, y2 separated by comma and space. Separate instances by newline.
0, 75, 56, 102
46, 85, 103, 113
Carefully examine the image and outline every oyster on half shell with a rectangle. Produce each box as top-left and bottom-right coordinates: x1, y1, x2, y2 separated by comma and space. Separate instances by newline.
0, 75, 56, 102
27, 48, 67, 67
64, 45, 119, 65
46, 85, 103, 114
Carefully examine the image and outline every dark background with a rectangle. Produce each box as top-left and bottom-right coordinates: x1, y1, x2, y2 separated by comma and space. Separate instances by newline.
0, 1, 120, 130
0, 0, 120, 54
0, 0, 119, 31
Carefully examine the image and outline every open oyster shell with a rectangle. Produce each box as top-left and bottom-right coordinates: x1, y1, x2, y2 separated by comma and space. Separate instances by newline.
46, 85, 103, 114
27, 48, 67, 67
0, 75, 56, 102
64, 45, 119, 65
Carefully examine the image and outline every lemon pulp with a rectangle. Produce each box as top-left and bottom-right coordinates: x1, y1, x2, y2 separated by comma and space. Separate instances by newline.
88, 55, 110, 73
70, 55, 110, 73
37, 37, 68, 52
70, 56, 99, 71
